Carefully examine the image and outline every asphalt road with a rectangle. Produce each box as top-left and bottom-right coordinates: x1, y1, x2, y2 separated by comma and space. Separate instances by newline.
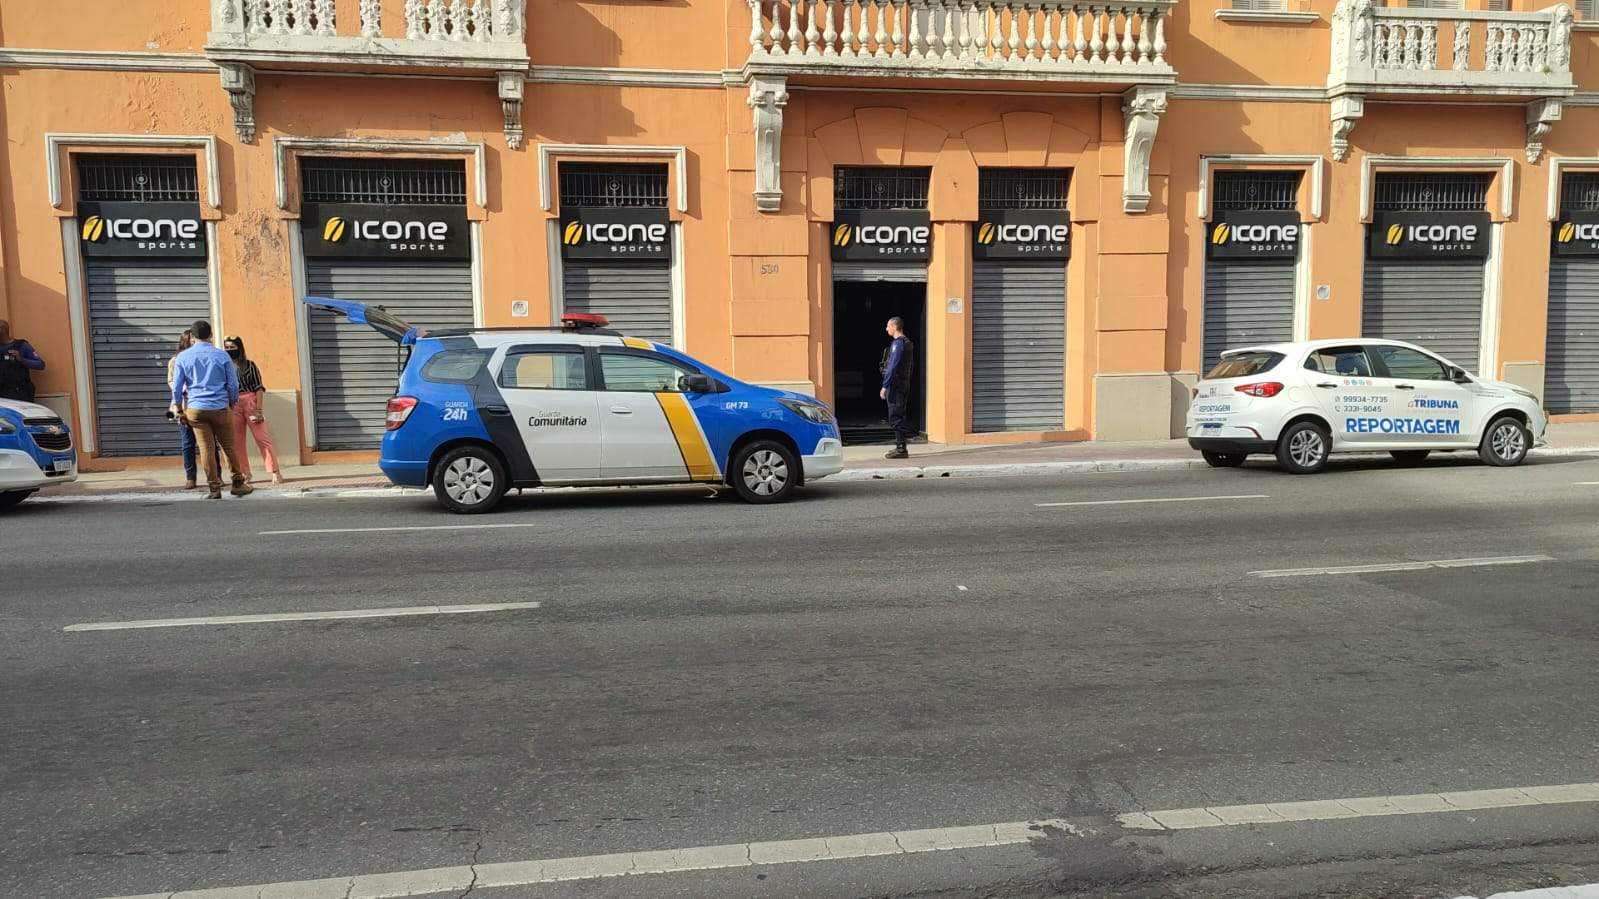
5, 452, 1599, 898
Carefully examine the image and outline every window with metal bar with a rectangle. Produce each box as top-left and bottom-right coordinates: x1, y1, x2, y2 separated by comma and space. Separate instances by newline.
558, 163, 669, 209
1407, 0, 1464, 8
1561, 173, 1599, 213
1372, 173, 1492, 211
978, 168, 1071, 210
1231, 0, 1287, 10
834, 167, 932, 210
1579, 0, 1597, 19
300, 157, 467, 205
75, 154, 200, 202
1213, 171, 1302, 211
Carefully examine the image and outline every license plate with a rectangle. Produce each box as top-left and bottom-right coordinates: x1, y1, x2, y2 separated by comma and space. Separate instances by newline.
1201, 422, 1222, 430
52, 458, 73, 472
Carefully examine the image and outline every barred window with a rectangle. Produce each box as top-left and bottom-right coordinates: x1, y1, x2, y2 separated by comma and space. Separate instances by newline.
1213, 171, 1302, 211
558, 163, 669, 209
978, 168, 1071, 210
75, 154, 199, 203
1561, 173, 1599, 213
301, 157, 467, 205
1372, 173, 1492, 212
834, 167, 931, 210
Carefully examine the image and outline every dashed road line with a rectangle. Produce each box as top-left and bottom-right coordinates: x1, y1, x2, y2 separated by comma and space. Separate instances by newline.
1035, 494, 1268, 508
64, 602, 543, 632
1249, 554, 1554, 578
106, 818, 1076, 899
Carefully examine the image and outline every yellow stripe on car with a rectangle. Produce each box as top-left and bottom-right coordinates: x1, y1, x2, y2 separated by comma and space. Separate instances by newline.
622, 337, 654, 350
655, 392, 720, 481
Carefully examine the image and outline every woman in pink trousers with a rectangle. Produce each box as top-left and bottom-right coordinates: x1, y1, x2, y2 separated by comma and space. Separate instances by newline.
223, 335, 284, 485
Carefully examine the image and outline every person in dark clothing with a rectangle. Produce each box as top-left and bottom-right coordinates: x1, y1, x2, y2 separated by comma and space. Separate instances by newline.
879, 316, 914, 459
0, 319, 45, 402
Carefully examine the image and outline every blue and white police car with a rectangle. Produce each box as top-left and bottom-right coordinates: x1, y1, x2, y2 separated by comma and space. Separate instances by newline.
303, 298, 844, 513
1186, 338, 1547, 474
0, 398, 78, 509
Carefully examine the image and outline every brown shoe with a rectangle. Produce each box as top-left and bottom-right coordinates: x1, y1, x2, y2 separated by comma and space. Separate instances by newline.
230, 483, 254, 497
207, 490, 223, 500
184, 479, 197, 490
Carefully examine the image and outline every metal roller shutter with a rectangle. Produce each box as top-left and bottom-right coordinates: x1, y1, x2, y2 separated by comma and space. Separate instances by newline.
306, 260, 472, 449
1202, 261, 1295, 372
971, 261, 1065, 432
562, 262, 672, 345
1547, 258, 1599, 413
1361, 259, 1484, 372
86, 259, 211, 457
830, 263, 928, 284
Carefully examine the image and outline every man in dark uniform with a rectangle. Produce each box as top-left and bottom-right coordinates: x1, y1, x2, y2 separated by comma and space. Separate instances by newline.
879, 316, 914, 459
0, 319, 46, 402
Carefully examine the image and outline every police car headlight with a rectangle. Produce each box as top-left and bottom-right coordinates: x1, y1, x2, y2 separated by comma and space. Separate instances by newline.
1510, 387, 1539, 402
779, 398, 834, 424
0, 418, 15, 435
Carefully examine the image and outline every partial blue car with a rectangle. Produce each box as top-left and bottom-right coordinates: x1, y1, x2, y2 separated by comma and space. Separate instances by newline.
0, 399, 78, 510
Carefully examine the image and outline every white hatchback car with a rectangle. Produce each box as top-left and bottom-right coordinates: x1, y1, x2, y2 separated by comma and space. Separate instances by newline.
1186, 339, 1547, 474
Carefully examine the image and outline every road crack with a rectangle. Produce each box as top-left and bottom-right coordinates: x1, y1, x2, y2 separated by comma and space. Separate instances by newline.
455, 838, 483, 899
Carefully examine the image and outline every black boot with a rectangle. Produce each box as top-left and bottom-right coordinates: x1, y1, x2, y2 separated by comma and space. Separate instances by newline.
884, 444, 909, 460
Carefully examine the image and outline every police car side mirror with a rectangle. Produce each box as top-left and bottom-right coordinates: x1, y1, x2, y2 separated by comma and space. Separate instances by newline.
1448, 366, 1471, 384
682, 373, 716, 393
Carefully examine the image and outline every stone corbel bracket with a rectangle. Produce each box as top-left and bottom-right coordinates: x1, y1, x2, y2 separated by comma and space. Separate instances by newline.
1526, 97, 1562, 165
748, 75, 788, 213
1122, 85, 1168, 214
499, 71, 525, 150
1330, 93, 1364, 162
220, 62, 257, 144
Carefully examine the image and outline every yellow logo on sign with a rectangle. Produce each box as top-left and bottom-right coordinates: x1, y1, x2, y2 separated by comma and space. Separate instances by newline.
1386, 223, 1404, 245
81, 216, 105, 242
563, 221, 584, 245
1559, 221, 1576, 243
977, 222, 996, 245
1211, 223, 1230, 245
323, 217, 347, 243
833, 223, 852, 247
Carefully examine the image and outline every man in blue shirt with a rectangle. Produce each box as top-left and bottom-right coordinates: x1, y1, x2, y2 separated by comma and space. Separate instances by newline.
879, 316, 915, 460
169, 320, 252, 499
0, 319, 45, 402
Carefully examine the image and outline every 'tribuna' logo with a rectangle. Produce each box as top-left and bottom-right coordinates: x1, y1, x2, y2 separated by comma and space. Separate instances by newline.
81, 216, 106, 242
977, 222, 997, 245
1559, 221, 1576, 243
322, 216, 347, 244
1211, 223, 1231, 245
832, 223, 853, 247
1386, 223, 1404, 246
563, 221, 584, 246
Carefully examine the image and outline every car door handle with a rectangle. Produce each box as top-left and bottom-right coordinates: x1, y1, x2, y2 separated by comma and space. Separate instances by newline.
609, 405, 633, 414
1316, 382, 1338, 389
1394, 384, 1416, 390
482, 405, 511, 416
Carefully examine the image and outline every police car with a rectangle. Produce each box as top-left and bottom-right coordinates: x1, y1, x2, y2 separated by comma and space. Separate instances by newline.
303, 298, 844, 513
0, 398, 78, 509
1187, 339, 1546, 474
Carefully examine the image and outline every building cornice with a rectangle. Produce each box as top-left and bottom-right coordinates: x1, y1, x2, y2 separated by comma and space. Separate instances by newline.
0, 48, 213, 72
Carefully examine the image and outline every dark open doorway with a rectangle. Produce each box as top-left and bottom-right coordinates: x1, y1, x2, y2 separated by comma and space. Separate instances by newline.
831, 279, 926, 445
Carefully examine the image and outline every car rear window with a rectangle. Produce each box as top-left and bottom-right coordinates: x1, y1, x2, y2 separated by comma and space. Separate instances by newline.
420, 349, 490, 383
1205, 352, 1284, 380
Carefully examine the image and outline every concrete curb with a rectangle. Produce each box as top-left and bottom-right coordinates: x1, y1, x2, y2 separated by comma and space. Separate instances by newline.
28, 444, 1599, 504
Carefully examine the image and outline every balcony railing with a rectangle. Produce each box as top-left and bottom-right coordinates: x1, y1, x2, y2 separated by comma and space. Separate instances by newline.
1329, 0, 1573, 96
744, 0, 1176, 82
208, 0, 528, 69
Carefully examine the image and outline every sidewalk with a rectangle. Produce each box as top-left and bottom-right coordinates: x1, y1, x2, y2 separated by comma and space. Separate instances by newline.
48, 420, 1599, 499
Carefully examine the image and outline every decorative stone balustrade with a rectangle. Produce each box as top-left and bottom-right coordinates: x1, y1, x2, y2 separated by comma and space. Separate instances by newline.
207, 0, 529, 146
1327, 0, 1573, 162
745, 0, 1175, 81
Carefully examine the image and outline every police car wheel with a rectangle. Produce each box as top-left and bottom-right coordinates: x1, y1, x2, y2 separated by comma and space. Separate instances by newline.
1201, 451, 1247, 468
731, 440, 797, 504
1479, 416, 1530, 467
1390, 450, 1431, 466
1275, 421, 1330, 474
0, 490, 34, 510
433, 446, 508, 514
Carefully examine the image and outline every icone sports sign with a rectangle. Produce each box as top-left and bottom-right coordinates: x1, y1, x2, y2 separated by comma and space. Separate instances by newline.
973, 209, 1071, 261
301, 203, 470, 260
78, 201, 206, 258
1367, 210, 1490, 260
560, 207, 671, 260
1205, 211, 1300, 261
1551, 210, 1599, 257
830, 209, 932, 262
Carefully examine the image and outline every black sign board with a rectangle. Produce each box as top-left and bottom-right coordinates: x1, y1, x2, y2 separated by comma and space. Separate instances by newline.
973, 209, 1070, 261
1205, 211, 1300, 261
830, 209, 932, 262
302, 203, 471, 260
559, 207, 671, 260
1367, 210, 1490, 260
1552, 210, 1599, 257
78, 201, 206, 258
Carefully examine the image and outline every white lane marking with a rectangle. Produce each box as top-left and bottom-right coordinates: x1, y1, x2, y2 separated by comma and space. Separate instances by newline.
64, 602, 542, 632
1463, 883, 1599, 899
106, 817, 1077, 899
1118, 781, 1599, 832
1575, 481, 1599, 486
1250, 554, 1554, 579
261, 522, 542, 536
1035, 494, 1268, 508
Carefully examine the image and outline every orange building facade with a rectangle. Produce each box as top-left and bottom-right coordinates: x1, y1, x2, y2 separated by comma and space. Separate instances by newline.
3, 0, 1599, 469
